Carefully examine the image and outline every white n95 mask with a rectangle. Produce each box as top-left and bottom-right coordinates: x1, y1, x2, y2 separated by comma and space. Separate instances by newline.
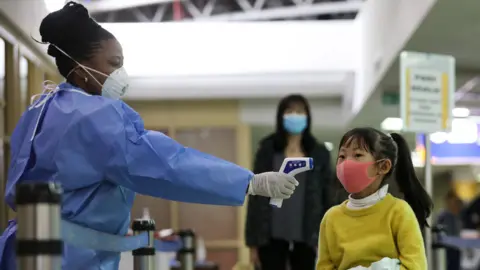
80, 65, 130, 99
103, 67, 129, 99
52, 44, 130, 99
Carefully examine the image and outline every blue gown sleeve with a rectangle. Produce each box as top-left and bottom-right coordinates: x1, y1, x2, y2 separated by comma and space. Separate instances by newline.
56, 100, 253, 206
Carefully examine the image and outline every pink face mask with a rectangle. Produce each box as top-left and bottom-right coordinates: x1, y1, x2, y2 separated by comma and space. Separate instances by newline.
336, 159, 377, 194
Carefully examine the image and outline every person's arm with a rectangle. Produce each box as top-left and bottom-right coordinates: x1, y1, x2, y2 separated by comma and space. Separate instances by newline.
393, 200, 427, 270
316, 211, 335, 270
56, 101, 253, 206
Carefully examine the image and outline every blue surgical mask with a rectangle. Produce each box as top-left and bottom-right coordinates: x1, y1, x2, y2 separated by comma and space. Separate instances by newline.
283, 114, 307, 135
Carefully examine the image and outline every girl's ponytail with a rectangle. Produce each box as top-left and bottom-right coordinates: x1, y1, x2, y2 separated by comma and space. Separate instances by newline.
390, 133, 433, 229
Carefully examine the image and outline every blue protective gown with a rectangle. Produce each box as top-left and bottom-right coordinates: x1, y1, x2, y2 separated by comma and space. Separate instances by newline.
0, 82, 253, 270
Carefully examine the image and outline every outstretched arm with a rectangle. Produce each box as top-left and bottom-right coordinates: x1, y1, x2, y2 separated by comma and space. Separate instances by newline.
109, 129, 252, 206
56, 101, 253, 206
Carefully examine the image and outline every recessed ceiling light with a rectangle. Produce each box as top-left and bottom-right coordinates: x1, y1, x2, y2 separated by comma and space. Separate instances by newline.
380, 117, 403, 131
452, 107, 470, 118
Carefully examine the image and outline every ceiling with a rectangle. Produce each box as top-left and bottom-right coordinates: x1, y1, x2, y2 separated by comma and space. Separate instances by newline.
233, 0, 480, 177
353, 0, 480, 129
77, 0, 362, 22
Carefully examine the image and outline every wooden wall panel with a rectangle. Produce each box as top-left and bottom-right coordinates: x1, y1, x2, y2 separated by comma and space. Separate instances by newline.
4, 42, 19, 139
127, 100, 252, 268
208, 248, 238, 270
4, 41, 19, 222
175, 128, 238, 241
27, 61, 45, 105
174, 128, 237, 162
131, 196, 171, 229
178, 203, 238, 241
0, 38, 5, 229
130, 100, 239, 128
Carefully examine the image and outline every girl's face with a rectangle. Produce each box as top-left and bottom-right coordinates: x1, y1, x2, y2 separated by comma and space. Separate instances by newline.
337, 139, 391, 198
337, 140, 377, 178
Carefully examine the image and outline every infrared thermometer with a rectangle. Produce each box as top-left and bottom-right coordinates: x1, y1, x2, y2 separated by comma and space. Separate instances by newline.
270, 157, 314, 208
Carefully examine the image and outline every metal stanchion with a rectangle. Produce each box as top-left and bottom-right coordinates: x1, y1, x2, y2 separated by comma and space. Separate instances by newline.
178, 229, 196, 270
132, 218, 156, 270
424, 133, 433, 270
16, 182, 62, 270
432, 225, 447, 270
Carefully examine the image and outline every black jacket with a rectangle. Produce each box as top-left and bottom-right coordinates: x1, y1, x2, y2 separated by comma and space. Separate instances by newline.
245, 135, 332, 247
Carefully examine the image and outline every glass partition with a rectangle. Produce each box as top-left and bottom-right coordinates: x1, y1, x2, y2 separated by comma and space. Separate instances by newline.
19, 56, 28, 111
0, 39, 5, 167
0, 39, 4, 102
0, 39, 5, 137
0, 38, 6, 228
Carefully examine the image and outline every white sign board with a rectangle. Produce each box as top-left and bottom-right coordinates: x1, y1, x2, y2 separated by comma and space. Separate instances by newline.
400, 51, 455, 133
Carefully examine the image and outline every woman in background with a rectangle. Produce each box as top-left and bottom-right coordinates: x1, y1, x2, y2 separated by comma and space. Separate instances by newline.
245, 94, 333, 270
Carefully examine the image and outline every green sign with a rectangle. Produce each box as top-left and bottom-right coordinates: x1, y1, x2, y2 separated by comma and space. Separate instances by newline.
382, 92, 399, 105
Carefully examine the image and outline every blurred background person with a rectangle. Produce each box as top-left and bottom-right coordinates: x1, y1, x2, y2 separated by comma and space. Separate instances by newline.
245, 94, 332, 270
436, 190, 464, 270
463, 193, 480, 233
461, 193, 480, 270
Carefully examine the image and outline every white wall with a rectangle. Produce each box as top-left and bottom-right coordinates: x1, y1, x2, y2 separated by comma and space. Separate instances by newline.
102, 21, 358, 77
126, 71, 352, 100
352, 0, 437, 115
240, 98, 345, 128
102, 21, 358, 100
0, 0, 49, 54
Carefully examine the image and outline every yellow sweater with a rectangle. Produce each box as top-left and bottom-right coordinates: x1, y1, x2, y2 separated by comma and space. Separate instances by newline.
316, 194, 427, 270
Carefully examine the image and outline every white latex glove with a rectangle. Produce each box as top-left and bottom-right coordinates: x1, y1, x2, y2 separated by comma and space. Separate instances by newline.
248, 172, 299, 199
348, 267, 368, 270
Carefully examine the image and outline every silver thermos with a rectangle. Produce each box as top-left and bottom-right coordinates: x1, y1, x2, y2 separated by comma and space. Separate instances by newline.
178, 229, 196, 270
16, 182, 62, 270
132, 218, 156, 270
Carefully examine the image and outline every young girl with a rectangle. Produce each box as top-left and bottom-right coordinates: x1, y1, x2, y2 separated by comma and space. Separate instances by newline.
317, 127, 433, 270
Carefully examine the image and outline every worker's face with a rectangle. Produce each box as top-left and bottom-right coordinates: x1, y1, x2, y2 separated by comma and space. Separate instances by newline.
76, 38, 124, 95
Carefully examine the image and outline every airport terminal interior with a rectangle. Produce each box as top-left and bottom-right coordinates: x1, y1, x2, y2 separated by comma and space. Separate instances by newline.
0, 0, 479, 269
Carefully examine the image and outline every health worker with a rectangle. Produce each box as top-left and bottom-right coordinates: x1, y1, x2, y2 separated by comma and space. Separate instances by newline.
0, 2, 299, 270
